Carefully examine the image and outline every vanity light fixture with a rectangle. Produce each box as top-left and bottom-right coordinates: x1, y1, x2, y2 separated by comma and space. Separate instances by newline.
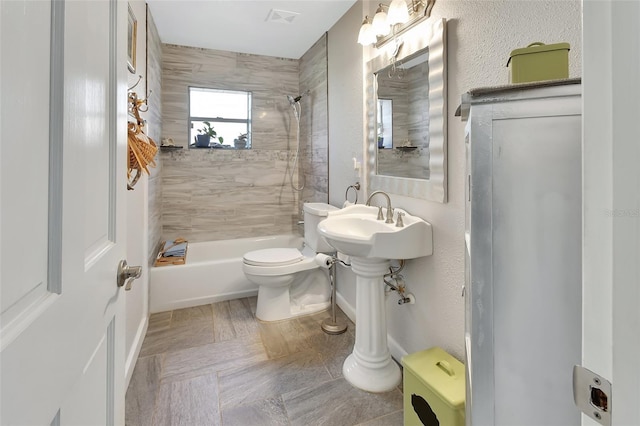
357, 16, 377, 46
371, 4, 391, 37
387, 0, 410, 25
357, 0, 436, 47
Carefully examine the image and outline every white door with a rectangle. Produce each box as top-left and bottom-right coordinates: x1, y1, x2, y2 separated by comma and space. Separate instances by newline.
1, 0, 129, 424
583, 0, 640, 424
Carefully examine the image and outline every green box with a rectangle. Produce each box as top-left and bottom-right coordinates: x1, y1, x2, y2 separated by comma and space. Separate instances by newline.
402, 347, 465, 426
507, 42, 570, 83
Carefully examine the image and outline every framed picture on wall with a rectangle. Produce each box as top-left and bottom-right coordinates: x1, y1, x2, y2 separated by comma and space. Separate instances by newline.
127, 4, 137, 73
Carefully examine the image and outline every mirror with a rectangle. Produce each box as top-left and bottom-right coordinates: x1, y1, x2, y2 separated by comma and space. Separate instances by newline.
376, 50, 429, 179
366, 18, 447, 202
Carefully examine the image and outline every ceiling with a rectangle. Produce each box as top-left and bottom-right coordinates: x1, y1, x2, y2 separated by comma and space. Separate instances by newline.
146, 0, 358, 59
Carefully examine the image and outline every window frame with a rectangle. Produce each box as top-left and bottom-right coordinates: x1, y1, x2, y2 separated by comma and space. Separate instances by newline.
187, 86, 252, 149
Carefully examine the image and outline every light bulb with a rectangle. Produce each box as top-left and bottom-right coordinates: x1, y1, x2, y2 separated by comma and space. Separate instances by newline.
357, 17, 376, 45
371, 6, 390, 36
387, 0, 410, 25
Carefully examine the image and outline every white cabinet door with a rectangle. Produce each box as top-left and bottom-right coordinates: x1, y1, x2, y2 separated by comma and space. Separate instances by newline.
465, 84, 582, 425
0, 1, 128, 424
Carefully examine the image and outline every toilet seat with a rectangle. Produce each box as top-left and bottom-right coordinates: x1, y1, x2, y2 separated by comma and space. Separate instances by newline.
242, 248, 317, 277
243, 248, 304, 267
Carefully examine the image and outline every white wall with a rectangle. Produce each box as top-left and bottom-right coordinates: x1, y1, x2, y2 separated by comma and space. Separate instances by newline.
125, 0, 150, 386
327, 2, 364, 328
328, 0, 582, 361
328, 2, 365, 204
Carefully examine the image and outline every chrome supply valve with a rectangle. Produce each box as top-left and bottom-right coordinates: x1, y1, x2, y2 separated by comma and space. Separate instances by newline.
398, 294, 415, 305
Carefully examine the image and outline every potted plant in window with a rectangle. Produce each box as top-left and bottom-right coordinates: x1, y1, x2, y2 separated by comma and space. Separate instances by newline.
234, 132, 248, 149
195, 121, 224, 147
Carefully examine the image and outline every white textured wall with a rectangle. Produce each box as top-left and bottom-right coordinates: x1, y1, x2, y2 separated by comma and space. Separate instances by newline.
328, 2, 365, 204
328, 2, 363, 326
328, 0, 582, 362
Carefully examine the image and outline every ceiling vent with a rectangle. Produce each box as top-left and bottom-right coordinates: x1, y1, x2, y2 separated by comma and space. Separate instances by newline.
265, 9, 300, 24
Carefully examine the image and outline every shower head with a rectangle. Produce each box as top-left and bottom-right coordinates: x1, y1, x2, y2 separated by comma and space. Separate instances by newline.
287, 90, 310, 104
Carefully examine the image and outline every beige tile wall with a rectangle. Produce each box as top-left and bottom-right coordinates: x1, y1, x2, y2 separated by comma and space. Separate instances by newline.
377, 148, 429, 179
159, 42, 329, 243
161, 44, 299, 150
161, 149, 300, 243
299, 34, 329, 208
146, 8, 163, 261
377, 72, 410, 147
407, 61, 429, 149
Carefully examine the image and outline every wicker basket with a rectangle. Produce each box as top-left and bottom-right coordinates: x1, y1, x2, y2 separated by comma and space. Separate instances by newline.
127, 122, 158, 176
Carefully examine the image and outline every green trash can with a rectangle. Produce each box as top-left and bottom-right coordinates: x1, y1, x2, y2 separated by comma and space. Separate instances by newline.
402, 347, 465, 426
507, 42, 570, 83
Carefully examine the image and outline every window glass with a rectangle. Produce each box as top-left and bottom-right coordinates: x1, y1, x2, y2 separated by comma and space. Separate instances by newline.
189, 87, 251, 149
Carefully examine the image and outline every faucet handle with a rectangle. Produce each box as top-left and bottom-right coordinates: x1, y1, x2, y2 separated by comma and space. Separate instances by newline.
395, 212, 405, 227
377, 206, 384, 220
385, 206, 394, 224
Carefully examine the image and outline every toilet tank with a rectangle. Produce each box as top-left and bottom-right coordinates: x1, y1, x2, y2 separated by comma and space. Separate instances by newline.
303, 202, 339, 253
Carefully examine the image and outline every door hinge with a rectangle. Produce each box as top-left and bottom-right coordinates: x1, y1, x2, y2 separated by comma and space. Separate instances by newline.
573, 365, 612, 426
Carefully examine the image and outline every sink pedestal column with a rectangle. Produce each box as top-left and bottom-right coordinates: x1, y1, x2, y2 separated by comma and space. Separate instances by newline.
343, 257, 401, 393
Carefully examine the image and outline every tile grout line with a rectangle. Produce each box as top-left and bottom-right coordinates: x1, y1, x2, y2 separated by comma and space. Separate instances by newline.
129, 299, 402, 425
215, 370, 223, 426
149, 336, 168, 426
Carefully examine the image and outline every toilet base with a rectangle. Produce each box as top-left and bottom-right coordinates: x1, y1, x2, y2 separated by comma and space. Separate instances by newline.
255, 290, 330, 322
250, 265, 332, 322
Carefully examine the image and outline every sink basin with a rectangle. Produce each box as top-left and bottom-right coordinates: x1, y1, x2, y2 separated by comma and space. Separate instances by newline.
318, 204, 433, 259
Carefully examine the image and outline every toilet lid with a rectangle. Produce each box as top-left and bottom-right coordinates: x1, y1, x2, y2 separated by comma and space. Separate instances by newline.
243, 248, 304, 267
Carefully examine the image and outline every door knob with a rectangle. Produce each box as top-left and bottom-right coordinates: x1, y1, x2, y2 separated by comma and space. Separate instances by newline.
117, 260, 142, 291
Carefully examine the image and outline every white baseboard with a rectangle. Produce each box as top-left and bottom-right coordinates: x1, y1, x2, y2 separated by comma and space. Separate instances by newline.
387, 334, 408, 363
124, 315, 148, 389
336, 292, 355, 322
336, 291, 408, 363
150, 289, 258, 314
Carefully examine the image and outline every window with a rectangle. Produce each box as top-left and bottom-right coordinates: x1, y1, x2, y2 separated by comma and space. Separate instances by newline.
189, 87, 252, 148
377, 98, 393, 149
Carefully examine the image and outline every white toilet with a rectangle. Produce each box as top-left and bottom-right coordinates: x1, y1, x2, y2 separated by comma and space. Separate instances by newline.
242, 202, 338, 321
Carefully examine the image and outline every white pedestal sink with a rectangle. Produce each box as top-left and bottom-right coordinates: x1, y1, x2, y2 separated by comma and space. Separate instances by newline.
318, 204, 433, 393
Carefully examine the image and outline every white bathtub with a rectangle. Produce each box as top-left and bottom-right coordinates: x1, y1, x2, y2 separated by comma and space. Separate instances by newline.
149, 234, 303, 313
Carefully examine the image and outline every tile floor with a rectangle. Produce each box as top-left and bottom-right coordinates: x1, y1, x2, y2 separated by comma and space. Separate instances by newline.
125, 297, 404, 426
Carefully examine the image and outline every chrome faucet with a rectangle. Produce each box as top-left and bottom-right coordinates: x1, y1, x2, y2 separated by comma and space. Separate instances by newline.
366, 191, 394, 223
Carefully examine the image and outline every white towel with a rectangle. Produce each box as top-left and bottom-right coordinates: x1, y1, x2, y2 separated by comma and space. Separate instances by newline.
163, 241, 187, 257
